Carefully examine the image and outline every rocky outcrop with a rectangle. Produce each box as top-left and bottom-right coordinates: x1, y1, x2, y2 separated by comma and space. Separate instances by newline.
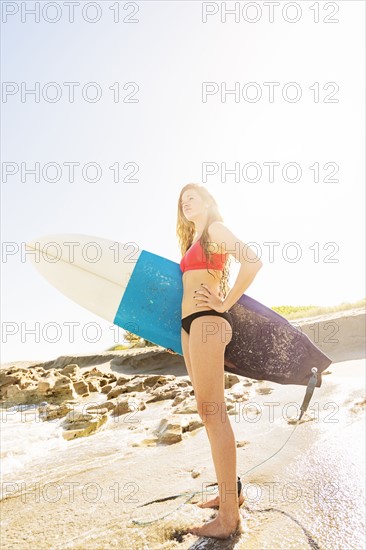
62, 410, 108, 441
1, 367, 78, 404
0, 357, 261, 445
0, 365, 118, 405
38, 402, 73, 421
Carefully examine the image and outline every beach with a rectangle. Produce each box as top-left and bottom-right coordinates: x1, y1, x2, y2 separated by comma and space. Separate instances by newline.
1, 308, 365, 549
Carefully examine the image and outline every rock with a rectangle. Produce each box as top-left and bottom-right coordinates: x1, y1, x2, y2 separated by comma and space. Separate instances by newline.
37, 372, 57, 394
84, 368, 106, 379
227, 388, 250, 403
60, 364, 81, 380
236, 440, 250, 448
86, 378, 101, 393
0, 372, 23, 387
191, 470, 201, 478
227, 403, 236, 414
112, 377, 146, 396
115, 375, 133, 386
231, 390, 250, 401
182, 416, 204, 432
137, 375, 162, 388
39, 402, 72, 421
0, 366, 80, 405
176, 380, 191, 388
172, 391, 191, 406
72, 380, 90, 397
224, 373, 240, 389
0, 368, 40, 401
4, 384, 30, 404
244, 404, 262, 416
101, 384, 114, 394
123, 378, 146, 393
154, 417, 183, 445
1, 367, 28, 378
188, 419, 203, 431
53, 375, 78, 401
107, 385, 127, 399
146, 383, 182, 403
151, 375, 176, 390
34, 367, 46, 374
18, 376, 36, 390
350, 398, 366, 413
62, 410, 108, 440
158, 428, 182, 445
112, 397, 135, 417
84, 406, 109, 415
96, 399, 116, 412
255, 386, 274, 395
173, 396, 198, 414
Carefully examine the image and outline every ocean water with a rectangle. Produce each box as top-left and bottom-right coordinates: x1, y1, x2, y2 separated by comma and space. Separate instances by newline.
0, 391, 167, 492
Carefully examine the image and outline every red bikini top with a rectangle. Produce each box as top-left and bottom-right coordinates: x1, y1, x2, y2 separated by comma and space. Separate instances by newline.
180, 240, 227, 273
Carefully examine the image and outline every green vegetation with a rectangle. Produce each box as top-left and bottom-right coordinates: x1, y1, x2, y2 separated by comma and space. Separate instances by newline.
106, 330, 157, 352
272, 298, 365, 320
106, 344, 131, 351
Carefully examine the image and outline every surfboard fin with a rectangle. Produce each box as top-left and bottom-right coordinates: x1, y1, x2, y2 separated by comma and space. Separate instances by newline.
298, 367, 318, 421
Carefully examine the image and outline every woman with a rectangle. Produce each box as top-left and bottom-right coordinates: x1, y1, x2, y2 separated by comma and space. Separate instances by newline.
176, 183, 263, 539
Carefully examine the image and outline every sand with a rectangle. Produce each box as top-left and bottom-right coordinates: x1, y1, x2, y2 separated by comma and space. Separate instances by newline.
1, 308, 365, 549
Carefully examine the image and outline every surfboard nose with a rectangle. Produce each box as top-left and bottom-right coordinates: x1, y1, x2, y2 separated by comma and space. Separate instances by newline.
24, 233, 144, 326
25, 240, 39, 252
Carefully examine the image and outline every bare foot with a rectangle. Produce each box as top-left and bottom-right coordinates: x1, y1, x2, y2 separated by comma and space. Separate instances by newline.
188, 514, 243, 539
197, 490, 245, 509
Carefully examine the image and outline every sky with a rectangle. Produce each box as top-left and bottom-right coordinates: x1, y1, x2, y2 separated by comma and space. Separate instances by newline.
1, 0, 365, 364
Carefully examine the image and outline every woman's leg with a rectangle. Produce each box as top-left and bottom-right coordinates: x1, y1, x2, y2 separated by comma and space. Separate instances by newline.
187, 315, 242, 538
182, 322, 244, 510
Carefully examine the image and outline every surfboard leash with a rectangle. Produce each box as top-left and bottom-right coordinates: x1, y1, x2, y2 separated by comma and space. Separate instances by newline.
128, 368, 319, 542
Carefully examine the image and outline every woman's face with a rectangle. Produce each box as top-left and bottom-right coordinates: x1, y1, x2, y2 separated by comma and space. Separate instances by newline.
181, 189, 208, 221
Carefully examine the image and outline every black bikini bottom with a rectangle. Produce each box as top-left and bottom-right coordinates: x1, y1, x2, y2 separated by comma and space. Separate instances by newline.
181, 310, 233, 335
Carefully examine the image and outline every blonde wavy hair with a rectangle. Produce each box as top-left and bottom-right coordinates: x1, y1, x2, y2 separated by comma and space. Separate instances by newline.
176, 183, 231, 298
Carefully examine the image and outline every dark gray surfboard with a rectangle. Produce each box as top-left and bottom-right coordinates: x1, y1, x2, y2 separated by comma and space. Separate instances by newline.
113, 250, 332, 388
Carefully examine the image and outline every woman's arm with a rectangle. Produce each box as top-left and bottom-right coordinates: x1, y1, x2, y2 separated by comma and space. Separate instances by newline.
208, 221, 263, 312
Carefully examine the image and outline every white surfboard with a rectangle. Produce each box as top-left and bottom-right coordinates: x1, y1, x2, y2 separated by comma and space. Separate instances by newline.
25, 234, 184, 353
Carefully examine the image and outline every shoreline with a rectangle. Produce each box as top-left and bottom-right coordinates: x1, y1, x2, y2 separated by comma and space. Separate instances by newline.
1, 359, 365, 548
1, 306, 365, 548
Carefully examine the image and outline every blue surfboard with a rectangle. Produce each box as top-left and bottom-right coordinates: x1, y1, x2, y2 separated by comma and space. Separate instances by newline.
26, 235, 332, 388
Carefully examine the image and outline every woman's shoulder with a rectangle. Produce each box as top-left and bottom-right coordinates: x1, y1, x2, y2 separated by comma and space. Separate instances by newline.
206, 222, 231, 255
207, 221, 230, 240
